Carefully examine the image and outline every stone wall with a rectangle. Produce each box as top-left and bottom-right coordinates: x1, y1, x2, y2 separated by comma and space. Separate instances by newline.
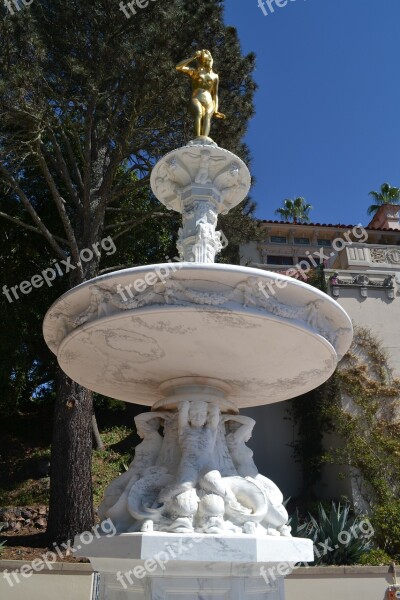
0, 562, 393, 600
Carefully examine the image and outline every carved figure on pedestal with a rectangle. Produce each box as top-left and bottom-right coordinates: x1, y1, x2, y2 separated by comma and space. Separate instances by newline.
154, 401, 235, 533
160, 488, 200, 533
96, 404, 292, 536
195, 149, 212, 184
224, 415, 259, 477
223, 415, 291, 536
183, 149, 226, 184
158, 400, 220, 503
215, 162, 248, 213
153, 160, 185, 205
98, 413, 166, 530
127, 466, 174, 530
196, 493, 241, 534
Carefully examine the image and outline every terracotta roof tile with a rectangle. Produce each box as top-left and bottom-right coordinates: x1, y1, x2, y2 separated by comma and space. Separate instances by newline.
259, 219, 400, 232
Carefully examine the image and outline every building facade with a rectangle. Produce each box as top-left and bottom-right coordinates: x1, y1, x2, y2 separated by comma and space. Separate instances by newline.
239, 205, 400, 501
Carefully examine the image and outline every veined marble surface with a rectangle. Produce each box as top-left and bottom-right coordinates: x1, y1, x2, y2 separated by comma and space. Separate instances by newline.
43, 263, 353, 408
75, 531, 313, 563
75, 533, 312, 600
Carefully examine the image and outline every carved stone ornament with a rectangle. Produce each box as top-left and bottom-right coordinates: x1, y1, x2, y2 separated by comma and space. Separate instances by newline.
370, 248, 400, 265
49, 275, 348, 355
98, 402, 291, 537
150, 139, 251, 263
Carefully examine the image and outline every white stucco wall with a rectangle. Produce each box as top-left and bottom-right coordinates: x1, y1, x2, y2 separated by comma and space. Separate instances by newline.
330, 288, 400, 376
243, 403, 302, 498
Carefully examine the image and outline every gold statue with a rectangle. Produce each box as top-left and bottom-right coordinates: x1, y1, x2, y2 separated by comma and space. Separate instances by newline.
176, 50, 226, 139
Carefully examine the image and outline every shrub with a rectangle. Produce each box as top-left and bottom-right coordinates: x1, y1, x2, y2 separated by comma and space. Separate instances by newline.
358, 549, 393, 566
291, 502, 373, 565
371, 501, 400, 559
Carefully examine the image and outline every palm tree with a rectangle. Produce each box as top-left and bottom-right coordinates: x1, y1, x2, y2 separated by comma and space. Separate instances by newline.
274, 197, 313, 224
367, 183, 400, 216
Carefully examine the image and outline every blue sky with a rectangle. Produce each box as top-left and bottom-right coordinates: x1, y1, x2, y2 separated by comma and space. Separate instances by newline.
224, 0, 400, 226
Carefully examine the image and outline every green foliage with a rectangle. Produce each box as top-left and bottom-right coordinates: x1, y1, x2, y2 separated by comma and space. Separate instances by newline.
0, 479, 50, 507
92, 427, 133, 506
306, 264, 328, 293
370, 501, 400, 558
306, 327, 400, 558
288, 508, 313, 539
0, 226, 59, 417
289, 326, 400, 559
367, 182, 400, 216
275, 197, 313, 223
0, 410, 53, 505
0, 1, 258, 419
287, 259, 333, 496
328, 327, 400, 508
0, 413, 133, 507
358, 548, 393, 566
0, 541, 6, 555
292, 502, 373, 565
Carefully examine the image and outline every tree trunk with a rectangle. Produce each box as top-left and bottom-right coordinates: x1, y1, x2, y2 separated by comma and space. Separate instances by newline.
47, 368, 94, 545
92, 413, 104, 450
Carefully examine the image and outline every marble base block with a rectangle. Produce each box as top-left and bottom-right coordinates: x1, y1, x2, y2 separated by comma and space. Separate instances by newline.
76, 532, 313, 600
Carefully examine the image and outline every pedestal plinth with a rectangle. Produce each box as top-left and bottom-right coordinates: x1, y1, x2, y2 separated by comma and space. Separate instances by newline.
75, 532, 313, 600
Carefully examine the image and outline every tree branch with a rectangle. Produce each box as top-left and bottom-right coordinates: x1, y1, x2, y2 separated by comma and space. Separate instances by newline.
98, 264, 130, 274
83, 98, 95, 234
106, 175, 150, 205
36, 141, 83, 277
0, 211, 68, 246
58, 128, 85, 195
47, 129, 83, 214
91, 150, 121, 242
103, 212, 170, 232
0, 165, 67, 260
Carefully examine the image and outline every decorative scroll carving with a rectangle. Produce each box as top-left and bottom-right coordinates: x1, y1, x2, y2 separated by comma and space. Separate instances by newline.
370, 248, 400, 264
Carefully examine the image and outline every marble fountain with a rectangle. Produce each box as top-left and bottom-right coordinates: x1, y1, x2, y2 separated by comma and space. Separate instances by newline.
43, 51, 353, 600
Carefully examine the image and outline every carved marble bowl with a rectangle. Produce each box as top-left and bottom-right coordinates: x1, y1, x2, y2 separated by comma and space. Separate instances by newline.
43, 263, 353, 409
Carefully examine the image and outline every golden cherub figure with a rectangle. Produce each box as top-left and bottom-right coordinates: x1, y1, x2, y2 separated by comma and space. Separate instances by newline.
176, 49, 226, 139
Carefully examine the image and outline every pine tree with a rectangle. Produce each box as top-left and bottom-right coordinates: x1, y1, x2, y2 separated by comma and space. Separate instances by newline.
0, 0, 256, 542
